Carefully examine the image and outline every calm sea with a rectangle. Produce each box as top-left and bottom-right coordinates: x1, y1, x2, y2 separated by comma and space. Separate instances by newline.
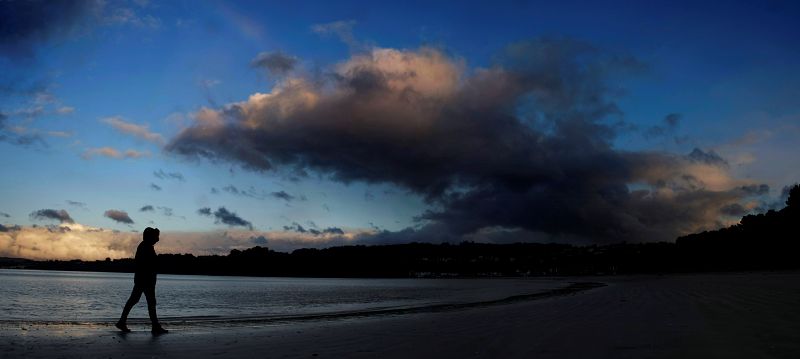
0, 269, 563, 323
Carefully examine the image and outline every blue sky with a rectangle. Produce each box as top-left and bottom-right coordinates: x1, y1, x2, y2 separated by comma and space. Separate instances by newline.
1, 0, 799, 259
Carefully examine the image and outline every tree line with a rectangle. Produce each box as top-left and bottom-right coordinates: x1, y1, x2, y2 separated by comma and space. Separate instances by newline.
3, 185, 798, 277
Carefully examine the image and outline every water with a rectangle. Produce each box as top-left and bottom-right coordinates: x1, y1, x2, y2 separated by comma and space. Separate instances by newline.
0, 269, 564, 323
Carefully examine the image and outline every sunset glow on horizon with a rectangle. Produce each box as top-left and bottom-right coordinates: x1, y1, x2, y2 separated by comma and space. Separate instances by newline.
2, 0, 799, 260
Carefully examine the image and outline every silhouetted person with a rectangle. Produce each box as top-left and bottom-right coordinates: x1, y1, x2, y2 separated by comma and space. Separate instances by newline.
116, 227, 168, 334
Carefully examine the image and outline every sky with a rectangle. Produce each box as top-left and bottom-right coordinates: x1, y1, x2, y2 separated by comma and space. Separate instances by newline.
1, 0, 799, 260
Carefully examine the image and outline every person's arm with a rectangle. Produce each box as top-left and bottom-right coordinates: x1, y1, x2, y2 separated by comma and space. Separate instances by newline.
145, 245, 158, 275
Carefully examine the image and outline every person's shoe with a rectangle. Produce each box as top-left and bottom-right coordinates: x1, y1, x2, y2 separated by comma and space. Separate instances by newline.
115, 321, 131, 333
151, 326, 169, 335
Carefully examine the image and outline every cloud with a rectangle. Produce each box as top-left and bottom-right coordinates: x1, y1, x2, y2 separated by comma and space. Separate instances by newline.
250, 235, 268, 245
102, 116, 165, 145
737, 184, 770, 196
167, 39, 764, 244
103, 6, 160, 29
66, 200, 87, 208
153, 169, 185, 182
644, 113, 681, 139
201, 79, 221, 88
213, 207, 251, 229
251, 51, 298, 76
197, 207, 252, 230
47, 131, 73, 138
217, 185, 303, 202
220, 184, 266, 200
283, 222, 345, 236
0, 223, 368, 260
104, 210, 134, 224
0, 212, 10, 218
140, 205, 155, 212
283, 222, 308, 233
0, 224, 20, 232
30, 209, 74, 224
57, 106, 75, 115
81, 147, 150, 159
271, 190, 297, 202
719, 203, 747, 217
158, 206, 173, 217
0, 222, 138, 260
311, 20, 358, 48
123, 149, 151, 158
0, 0, 164, 60
150, 183, 162, 191
0, 112, 47, 147
0, 0, 101, 60
687, 148, 728, 167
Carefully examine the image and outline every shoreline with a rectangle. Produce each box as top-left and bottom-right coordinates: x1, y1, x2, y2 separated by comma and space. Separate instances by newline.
0, 281, 604, 327
3, 272, 800, 358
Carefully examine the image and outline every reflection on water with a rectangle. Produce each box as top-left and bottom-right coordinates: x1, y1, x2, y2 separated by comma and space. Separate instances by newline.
0, 269, 562, 322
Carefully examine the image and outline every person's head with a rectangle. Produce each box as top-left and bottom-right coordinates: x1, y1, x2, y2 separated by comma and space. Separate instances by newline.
143, 227, 160, 245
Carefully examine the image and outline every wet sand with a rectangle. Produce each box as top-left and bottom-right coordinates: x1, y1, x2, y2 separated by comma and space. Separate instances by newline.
2, 272, 799, 358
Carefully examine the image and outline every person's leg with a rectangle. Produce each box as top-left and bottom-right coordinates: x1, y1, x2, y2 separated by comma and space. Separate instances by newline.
117, 285, 143, 331
143, 284, 167, 333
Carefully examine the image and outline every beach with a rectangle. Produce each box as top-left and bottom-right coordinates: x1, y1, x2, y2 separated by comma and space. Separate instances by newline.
2, 271, 800, 358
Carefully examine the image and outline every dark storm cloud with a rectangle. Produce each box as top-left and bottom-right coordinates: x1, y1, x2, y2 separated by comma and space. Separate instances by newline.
167, 39, 762, 244
251, 51, 298, 76
153, 169, 185, 182
104, 209, 134, 224
140, 205, 155, 212
0, 0, 100, 59
30, 209, 74, 224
